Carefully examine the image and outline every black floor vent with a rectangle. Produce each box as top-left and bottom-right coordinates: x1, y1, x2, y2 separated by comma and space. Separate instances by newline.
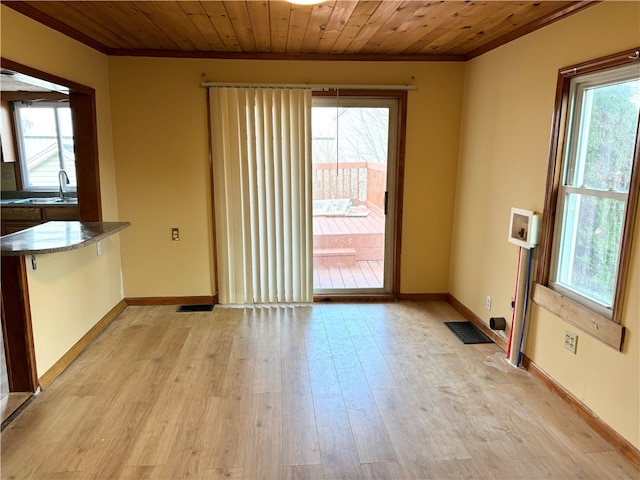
177, 304, 214, 312
444, 321, 493, 344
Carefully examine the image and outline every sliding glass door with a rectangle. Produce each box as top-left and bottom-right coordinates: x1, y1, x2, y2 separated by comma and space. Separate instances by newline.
312, 97, 398, 294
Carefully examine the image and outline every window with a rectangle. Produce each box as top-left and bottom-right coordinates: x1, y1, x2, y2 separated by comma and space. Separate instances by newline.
551, 65, 639, 316
13, 101, 76, 190
536, 50, 640, 347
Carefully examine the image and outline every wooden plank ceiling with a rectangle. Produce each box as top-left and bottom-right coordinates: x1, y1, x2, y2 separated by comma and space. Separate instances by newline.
5, 1, 595, 61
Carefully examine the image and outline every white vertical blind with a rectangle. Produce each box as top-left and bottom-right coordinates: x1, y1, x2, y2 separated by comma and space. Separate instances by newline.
209, 87, 313, 303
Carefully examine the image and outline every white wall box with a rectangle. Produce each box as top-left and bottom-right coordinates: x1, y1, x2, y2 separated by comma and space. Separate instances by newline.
508, 207, 541, 249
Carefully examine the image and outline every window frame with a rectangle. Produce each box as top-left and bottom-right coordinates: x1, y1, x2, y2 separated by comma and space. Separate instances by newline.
13, 100, 77, 192
549, 64, 639, 317
535, 48, 640, 350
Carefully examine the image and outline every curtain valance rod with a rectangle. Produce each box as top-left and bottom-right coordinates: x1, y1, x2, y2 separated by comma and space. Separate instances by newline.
201, 81, 416, 91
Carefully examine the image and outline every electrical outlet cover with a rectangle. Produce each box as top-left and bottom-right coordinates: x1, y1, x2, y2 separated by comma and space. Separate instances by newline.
563, 331, 578, 354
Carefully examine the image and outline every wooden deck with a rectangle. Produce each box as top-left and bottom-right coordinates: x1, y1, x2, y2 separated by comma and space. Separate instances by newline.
313, 211, 385, 289
313, 210, 385, 237
314, 260, 384, 290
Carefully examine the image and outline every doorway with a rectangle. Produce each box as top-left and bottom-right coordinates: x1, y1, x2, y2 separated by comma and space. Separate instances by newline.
312, 95, 400, 295
1, 58, 102, 403
0, 321, 31, 426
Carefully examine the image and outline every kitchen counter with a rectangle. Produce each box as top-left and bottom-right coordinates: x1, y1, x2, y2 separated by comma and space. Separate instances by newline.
1, 221, 131, 256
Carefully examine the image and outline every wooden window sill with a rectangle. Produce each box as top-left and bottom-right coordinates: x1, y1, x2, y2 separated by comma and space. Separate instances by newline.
532, 283, 625, 351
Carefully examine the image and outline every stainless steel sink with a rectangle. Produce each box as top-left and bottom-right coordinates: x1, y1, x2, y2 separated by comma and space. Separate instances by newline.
14, 198, 48, 204
10, 197, 77, 205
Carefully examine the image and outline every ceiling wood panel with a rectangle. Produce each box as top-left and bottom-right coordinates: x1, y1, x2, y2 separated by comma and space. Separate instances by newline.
4, 1, 597, 61
86, 1, 155, 49
328, 1, 380, 54
343, 1, 402, 54
156, 1, 213, 51
286, 6, 311, 53
418, 2, 495, 55
133, 1, 200, 51
199, 2, 243, 51
299, 3, 336, 54
31, 2, 119, 49
128, 2, 187, 51
377, 2, 448, 54
246, 1, 273, 52
317, 1, 361, 54
362, 2, 427, 54
269, 0, 292, 53
223, 1, 258, 52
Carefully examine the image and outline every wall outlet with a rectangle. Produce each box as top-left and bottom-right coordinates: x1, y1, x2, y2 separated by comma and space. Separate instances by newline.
486, 295, 492, 311
171, 227, 180, 241
564, 331, 578, 354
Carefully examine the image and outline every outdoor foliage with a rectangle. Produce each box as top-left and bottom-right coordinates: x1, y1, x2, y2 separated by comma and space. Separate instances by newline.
312, 106, 389, 202
312, 107, 389, 165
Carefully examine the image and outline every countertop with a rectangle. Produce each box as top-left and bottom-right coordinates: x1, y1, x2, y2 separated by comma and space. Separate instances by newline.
1, 221, 131, 256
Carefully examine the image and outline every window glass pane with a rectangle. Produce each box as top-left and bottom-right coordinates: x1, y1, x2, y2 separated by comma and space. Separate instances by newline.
18, 107, 57, 163
556, 193, 625, 307
569, 79, 640, 192
312, 106, 389, 205
56, 107, 76, 185
16, 104, 76, 189
312, 107, 389, 165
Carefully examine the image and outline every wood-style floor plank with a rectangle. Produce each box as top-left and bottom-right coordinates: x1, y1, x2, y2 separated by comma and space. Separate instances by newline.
0, 302, 637, 479
240, 391, 284, 480
313, 393, 365, 480
281, 355, 321, 467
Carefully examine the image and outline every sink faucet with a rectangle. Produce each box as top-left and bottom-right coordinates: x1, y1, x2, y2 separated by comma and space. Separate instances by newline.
58, 170, 70, 199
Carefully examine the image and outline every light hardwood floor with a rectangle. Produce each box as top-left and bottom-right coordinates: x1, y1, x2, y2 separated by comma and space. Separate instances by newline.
1, 302, 637, 479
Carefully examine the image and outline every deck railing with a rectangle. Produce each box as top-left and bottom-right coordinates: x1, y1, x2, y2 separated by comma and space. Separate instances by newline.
312, 162, 386, 212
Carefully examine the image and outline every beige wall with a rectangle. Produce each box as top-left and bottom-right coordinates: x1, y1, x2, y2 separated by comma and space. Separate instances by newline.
27, 238, 123, 377
450, 1, 640, 448
1, 6, 125, 376
108, 58, 465, 297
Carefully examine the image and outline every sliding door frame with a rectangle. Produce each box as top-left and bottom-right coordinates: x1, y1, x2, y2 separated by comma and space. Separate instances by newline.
312, 90, 407, 300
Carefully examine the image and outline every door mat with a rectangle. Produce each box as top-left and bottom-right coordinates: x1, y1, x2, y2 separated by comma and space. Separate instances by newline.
177, 304, 215, 312
444, 321, 493, 344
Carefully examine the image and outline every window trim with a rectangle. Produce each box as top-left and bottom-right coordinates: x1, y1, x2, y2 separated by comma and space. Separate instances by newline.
534, 48, 640, 351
